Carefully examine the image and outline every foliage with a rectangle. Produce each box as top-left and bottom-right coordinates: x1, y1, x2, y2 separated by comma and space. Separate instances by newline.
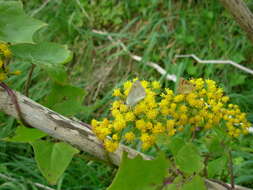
108, 152, 169, 190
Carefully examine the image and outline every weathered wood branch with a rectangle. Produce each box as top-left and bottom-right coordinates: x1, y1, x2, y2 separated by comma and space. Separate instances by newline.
0, 87, 150, 166
219, 0, 253, 45
0, 87, 251, 190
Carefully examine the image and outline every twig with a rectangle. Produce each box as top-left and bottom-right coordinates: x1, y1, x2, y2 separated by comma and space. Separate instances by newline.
175, 54, 253, 75
0, 173, 55, 190
92, 30, 177, 82
31, 0, 51, 17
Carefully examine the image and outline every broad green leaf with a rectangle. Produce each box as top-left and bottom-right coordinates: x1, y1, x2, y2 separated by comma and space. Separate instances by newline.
206, 135, 226, 157
52, 100, 84, 117
0, 1, 46, 43
167, 136, 186, 156
181, 175, 206, 190
5, 126, 47, 143
175, 143, 204, 174
208, 156, 227, 178
43, 64, 68, 84
164, 184, 178, 190
44, 83, 86, 116
107, 152, 170, 190
31, 140, 79, 185
11, 42, 72, 65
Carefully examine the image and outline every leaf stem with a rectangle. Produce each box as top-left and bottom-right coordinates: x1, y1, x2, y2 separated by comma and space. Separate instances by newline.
24, 64, 36, 97
228, 149, 235, 189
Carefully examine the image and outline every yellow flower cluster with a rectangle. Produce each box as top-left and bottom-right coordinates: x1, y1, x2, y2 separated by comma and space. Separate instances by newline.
0, 42, 20, 81
91, 78, 251, 152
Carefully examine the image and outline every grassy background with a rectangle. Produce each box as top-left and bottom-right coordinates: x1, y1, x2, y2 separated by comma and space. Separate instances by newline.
1, 0, 253, 189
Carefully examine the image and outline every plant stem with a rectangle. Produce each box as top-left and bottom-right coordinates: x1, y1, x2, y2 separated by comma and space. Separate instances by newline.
228, 149, 235, 189
24, 64, 35, 97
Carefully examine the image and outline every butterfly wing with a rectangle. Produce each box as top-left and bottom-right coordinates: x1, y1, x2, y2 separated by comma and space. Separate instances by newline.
177, 78, 194, 94
126, 80, 146, 106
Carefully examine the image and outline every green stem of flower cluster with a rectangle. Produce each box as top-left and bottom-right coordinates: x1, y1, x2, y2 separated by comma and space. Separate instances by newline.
228, 149, 235, 189
24, 64, 36, 97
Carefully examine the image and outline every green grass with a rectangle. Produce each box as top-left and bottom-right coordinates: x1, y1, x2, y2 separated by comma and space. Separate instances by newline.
1, 0, 253, 189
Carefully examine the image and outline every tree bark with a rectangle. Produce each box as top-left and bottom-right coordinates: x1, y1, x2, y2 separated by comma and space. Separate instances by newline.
219, 0, 253, 45
0, 87, 250, 190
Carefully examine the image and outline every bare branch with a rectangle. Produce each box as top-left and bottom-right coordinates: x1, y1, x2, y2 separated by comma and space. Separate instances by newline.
175, 54, 253, 75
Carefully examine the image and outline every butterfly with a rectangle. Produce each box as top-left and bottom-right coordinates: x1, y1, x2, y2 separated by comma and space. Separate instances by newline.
126, 80, 146, 106
177, 78, 195, 94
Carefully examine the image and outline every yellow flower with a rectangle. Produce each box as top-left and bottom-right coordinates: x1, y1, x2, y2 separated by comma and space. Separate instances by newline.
123, 81, 132, 96
140, 133, 155, 150
141, 80, 149, 88
91, 78, 251, 152
174, 94, 184, 102
113, 119, 126, 131
152, 81, 161, 89
0, 73, 7, 81
124, 132, 135, 142
179, 105, 188, 113
0, 60, 4, 68
136, 119, 146, 131
125, 111, 135, 122
0, 43, 12, 57
152, 122, 165, 134
112, 134, 119, 141
146, 109, 158, 119
104, 139, 119, 152
113, 88, 122, 97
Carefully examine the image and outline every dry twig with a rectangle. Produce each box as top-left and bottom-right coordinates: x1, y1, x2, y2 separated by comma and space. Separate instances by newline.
175, 54, 253, 75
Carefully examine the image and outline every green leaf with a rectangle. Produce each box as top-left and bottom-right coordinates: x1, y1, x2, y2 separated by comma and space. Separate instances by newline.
167, 136, 186, 156
181, 175, 207, 190
175, 143, 204, 174
208, 156, 227, 178
44, 83, 86, 116
31, 140, 79, 185
164, 184, 178, 190
206, 135, 226, 157
5, 126, 47, 143
107, 152, 170, 190
43, 64, 68, 84
11, 42, 72, 65
52, 100, 84, 117
0, 1, 46, 43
